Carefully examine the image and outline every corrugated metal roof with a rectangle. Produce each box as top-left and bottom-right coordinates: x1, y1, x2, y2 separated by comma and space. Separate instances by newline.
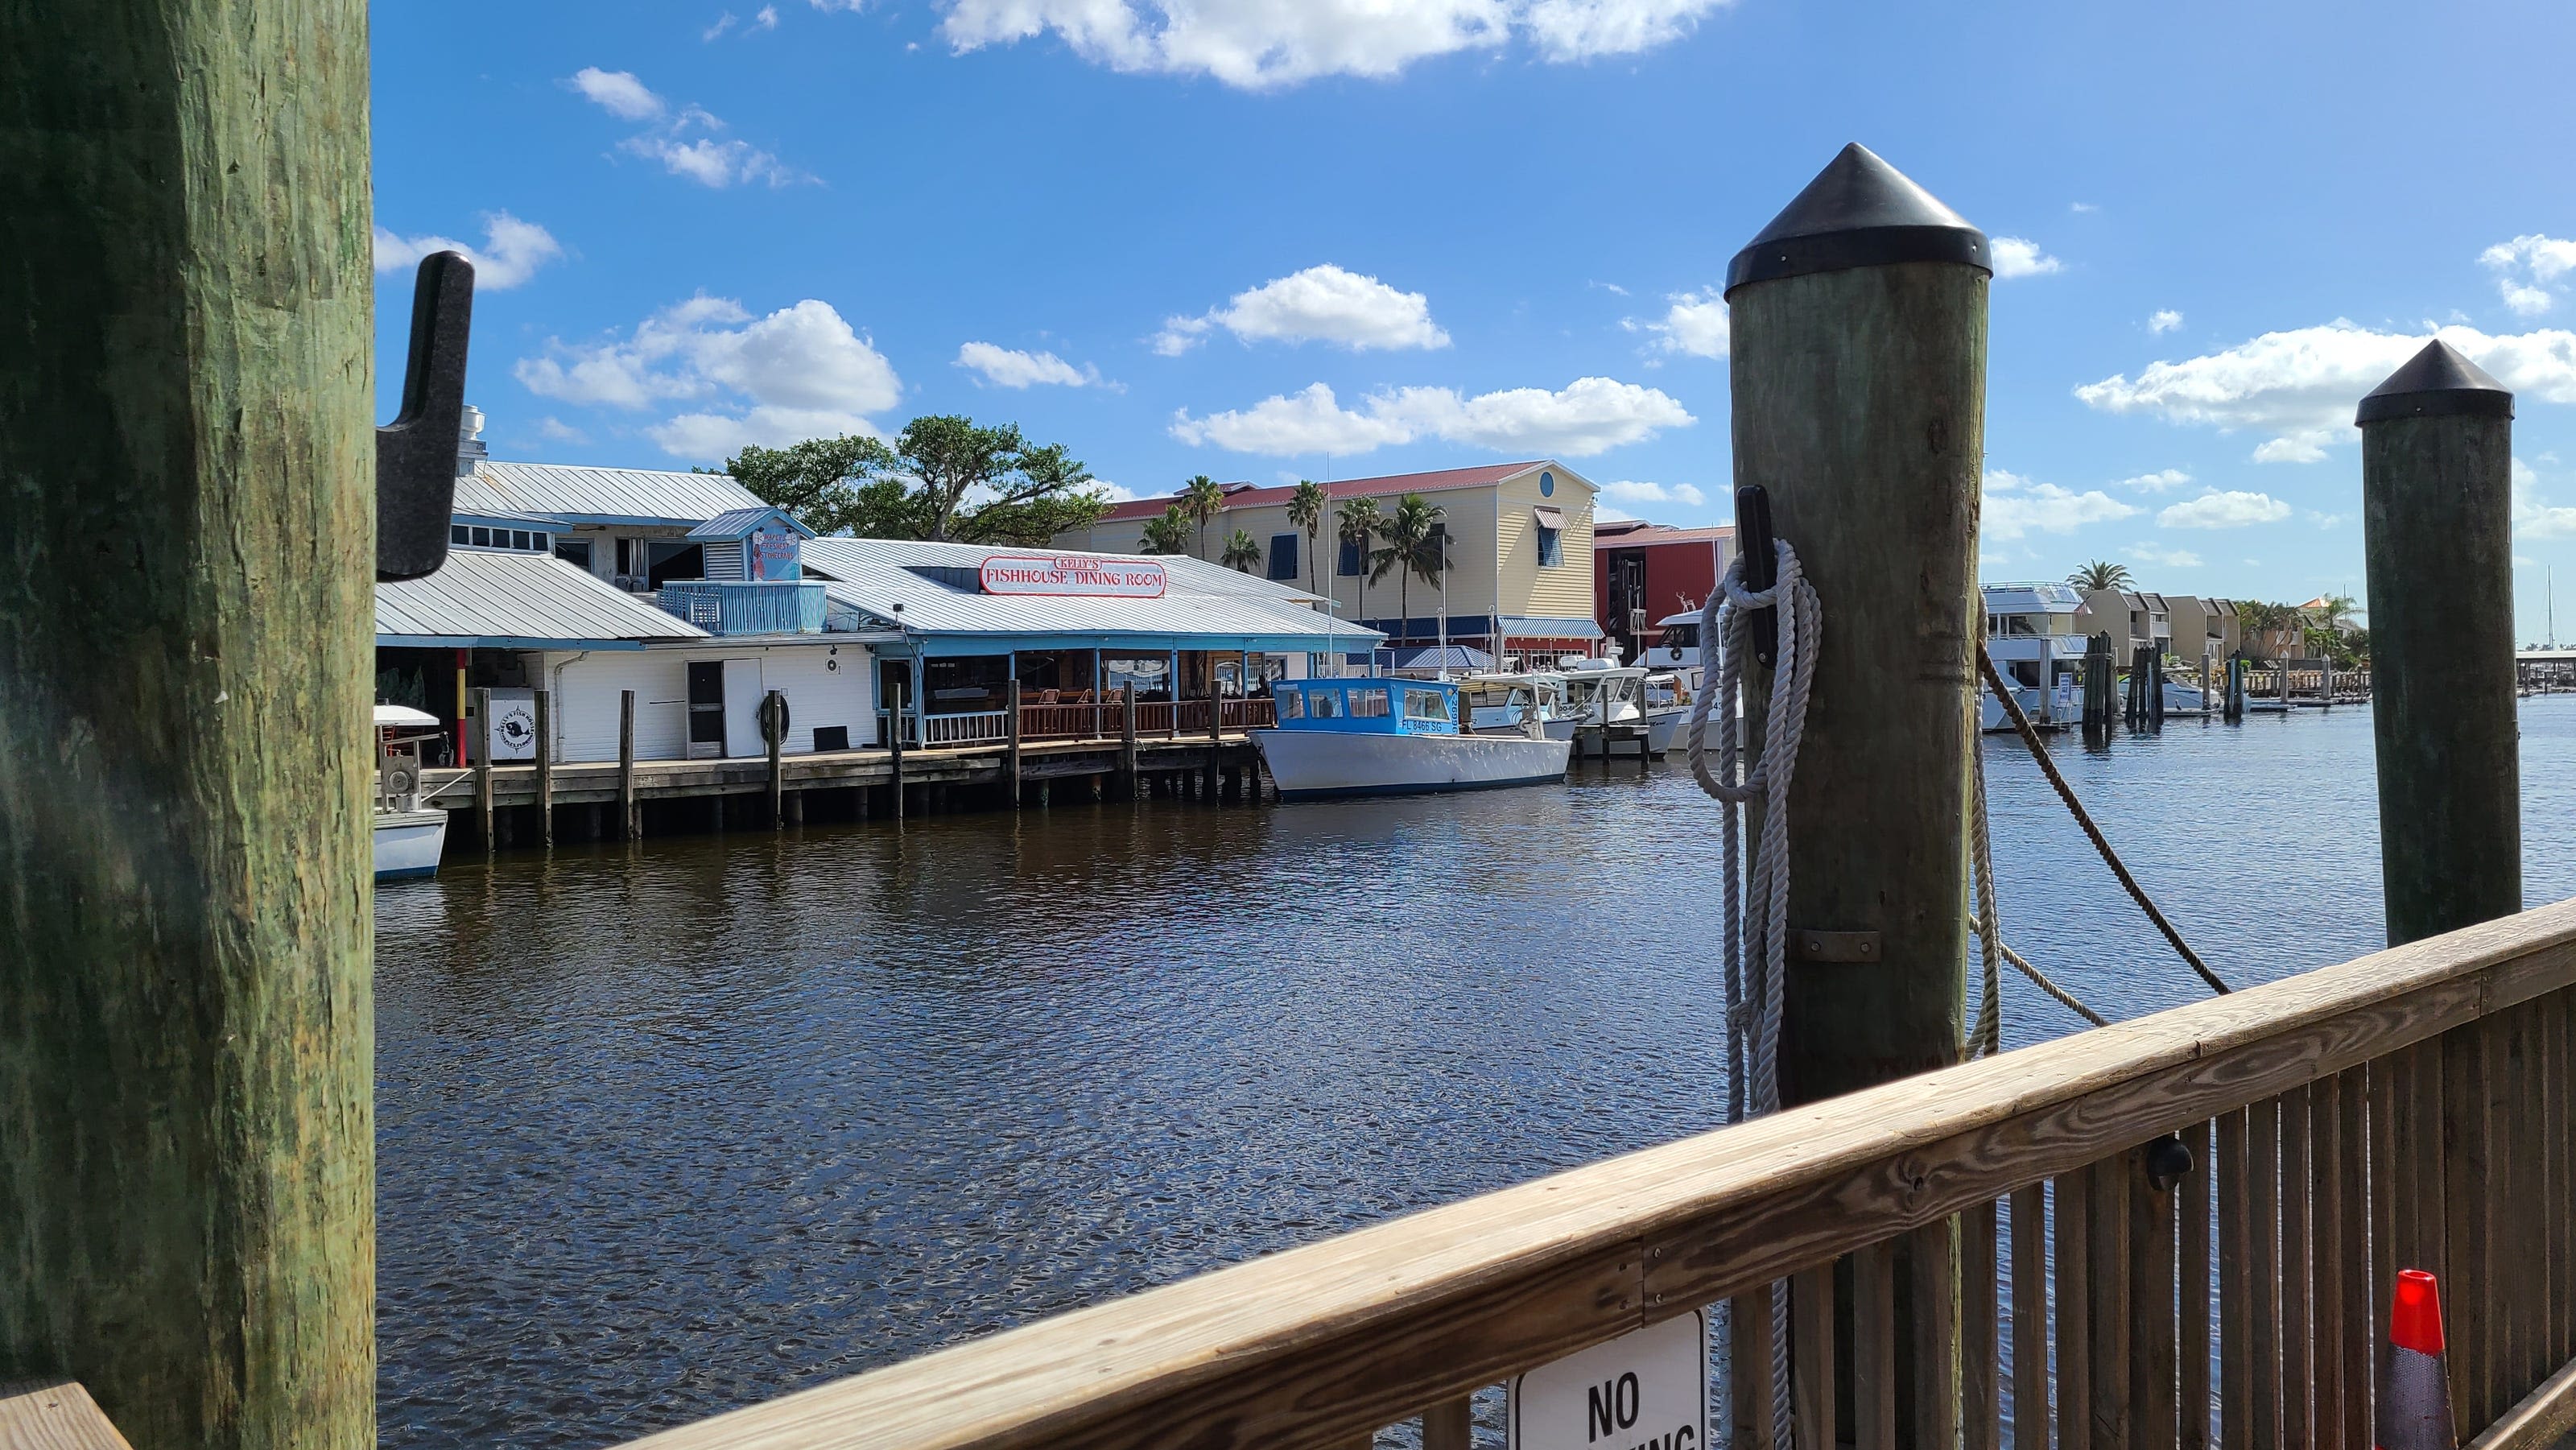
687, 505, 812, 540
1597, 525, 1736, 548
453, 460, 764, 526
800, 537, 1382, 649
376, 550, 712, 647
1096, 461, 1562, 523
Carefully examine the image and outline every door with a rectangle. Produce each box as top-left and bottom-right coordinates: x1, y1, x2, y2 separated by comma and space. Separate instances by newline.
686, 662, 727, 758
721, 659, 764, 755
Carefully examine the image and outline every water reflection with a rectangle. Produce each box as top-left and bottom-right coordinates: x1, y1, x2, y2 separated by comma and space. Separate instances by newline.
377, 698, 2576, 1448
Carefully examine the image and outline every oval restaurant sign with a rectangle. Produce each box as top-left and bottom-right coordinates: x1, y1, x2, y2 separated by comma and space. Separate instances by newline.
979, 553, 1168, 598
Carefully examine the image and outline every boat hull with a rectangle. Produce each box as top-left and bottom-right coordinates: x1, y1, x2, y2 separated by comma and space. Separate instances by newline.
375, 808, 448, 881
1253, 729, 1572, 800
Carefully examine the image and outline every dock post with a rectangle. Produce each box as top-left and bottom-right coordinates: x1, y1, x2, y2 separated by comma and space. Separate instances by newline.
0, 3, 377, 1438
1206, 684, 1222, 801
1119, 686, 1140, 797
474, 686, 496, 850
765, 688, 785, 829
889, 678, 906, 821
1727, 142, 1985, 1105
1006, 679, 1023, 809
618, 690, 638, 837
2359, 341, 2520, 947
535, 688, 555, 846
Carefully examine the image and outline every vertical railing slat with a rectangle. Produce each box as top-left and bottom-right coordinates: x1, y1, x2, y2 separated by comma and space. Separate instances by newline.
2058, 1171, 2094, 1450
2335, 1067, 2370, 1450
2444, 1018, 2496, 1428
2250, 1096, 2283, 1450
2090, 1153, 2132, 1450
2366, 1054, 2397, 1427
2281, 1084, 2312, 1450
2183, 1118, 2214, 1450
2219, 1109, 2252, 1450
2009, 1186, 2049, 1450
1732, 1288, 1778, 1450
2309, 1074, 2343, 1450
1911, 1218, 1959, 1450
1421, 1397, 1472, 1450
1856, 1241, 1900, 1450
1793, 1263, 1837, 1450
2134, 1140, 2179, 1450
1964, 1200, 2002, 1450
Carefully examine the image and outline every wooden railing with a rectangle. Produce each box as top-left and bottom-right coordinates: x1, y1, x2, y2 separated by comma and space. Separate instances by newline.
620, 899, 2576, 1450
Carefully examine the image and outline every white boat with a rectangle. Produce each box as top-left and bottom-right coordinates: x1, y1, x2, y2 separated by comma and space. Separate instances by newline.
1981, 583, 2090, 731
1457, 672, 1575, 737
1253, 677, 1571, 799
374, 704, 449, 881
2163, 680, 2208, 713
1560, 661, 1684, 753
1643, 609, 1707, 686
1639, 673, 1693, 754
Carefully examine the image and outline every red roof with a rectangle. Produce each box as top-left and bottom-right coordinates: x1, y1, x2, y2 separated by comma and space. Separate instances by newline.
1597, 524, 1737, 547
1096, 461, 1550, 523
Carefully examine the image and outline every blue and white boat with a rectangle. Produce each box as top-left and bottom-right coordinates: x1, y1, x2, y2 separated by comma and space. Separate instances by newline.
1252, 677, 1573, 800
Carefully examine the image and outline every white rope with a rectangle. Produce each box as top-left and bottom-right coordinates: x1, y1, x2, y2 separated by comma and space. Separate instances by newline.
1687, 539, 1819, 1450
1967, 750, 2004, 1057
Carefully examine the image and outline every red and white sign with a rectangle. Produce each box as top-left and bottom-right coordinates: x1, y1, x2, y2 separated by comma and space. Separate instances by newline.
979, 553, 1168, 598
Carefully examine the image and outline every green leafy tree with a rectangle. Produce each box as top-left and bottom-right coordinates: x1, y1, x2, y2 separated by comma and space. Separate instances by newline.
1336, 497, 1385, 639
1368, 493, 1447, 649
721, 416, 1108, 545
1220, 528, 1262, 572
2066, 559, 2134, 593
710, 434, 910, 536
1138, 505, 1192, 556
1286, 479, 1328, 598
2233, 600, 2306, 664
1182, 474, 1227, 560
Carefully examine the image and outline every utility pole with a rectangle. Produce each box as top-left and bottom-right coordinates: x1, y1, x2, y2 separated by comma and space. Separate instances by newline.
1729, 143, 1990, 1106
2359, 341, 2520, 946
0, 4, 378, 1446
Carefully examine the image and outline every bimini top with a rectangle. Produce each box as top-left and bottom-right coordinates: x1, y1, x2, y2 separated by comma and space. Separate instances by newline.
801, 536, 1385, 657
1269, 676, 1459, 737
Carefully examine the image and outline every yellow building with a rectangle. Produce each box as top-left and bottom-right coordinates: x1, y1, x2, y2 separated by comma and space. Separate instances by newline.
1060, 461, 1607, 668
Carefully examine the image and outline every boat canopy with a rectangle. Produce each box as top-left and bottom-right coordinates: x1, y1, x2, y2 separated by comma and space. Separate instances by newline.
373, 704, 442, 729
1269, 676, 1460, 736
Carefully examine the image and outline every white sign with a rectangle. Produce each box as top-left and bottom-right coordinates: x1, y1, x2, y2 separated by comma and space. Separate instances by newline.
480, 688, 537, 762
979, 553, 1168, 598
1508, 1309, 1707, 1450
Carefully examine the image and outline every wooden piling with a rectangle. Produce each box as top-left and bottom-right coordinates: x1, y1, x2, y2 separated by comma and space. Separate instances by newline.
765, 688, 786, 829
0, 2, 377, 1438
1205, 684, 1222, 801
2359, 341, 2520, 947
890, 678, 906, 821
618, 690, 638, 837
1727, 142, 1987, 1108
1005, 679, 1023, 809
474, 686, 495, 849
1119, 686, 1140, 796
535, 688, 555, 846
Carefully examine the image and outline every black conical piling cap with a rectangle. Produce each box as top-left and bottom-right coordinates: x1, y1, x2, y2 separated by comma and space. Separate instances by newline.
2355, 339, 2514, 425
1724, 143, 1991, 296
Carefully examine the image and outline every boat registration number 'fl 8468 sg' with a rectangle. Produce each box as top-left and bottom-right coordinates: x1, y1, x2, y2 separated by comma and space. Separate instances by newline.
1507, 1307, 1707, 1450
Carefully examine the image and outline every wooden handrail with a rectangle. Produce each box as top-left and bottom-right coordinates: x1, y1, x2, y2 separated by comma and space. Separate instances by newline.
620, 899, 2576, 1450
0, 1381, 134, 1449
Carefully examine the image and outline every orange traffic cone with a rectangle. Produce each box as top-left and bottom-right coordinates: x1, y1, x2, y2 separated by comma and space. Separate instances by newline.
2376, 1269, 2456, 1450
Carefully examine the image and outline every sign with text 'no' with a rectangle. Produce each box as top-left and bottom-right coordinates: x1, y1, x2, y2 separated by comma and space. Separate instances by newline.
1508, 1308, 1707, 1450
979, 553, 1168, 598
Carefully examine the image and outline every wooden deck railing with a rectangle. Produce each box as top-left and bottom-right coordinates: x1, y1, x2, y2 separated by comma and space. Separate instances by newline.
618, 899, 2576, 1450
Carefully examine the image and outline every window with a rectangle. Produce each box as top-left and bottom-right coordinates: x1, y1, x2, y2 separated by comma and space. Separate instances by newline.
1537, 524, 1563, 567
1274, 689, 1305, 721
1268, 533, 1299, 581
511, 530, 531, 550
1403, 688, 1450, 722
1539, 469, 1556, 498
470, 527, 492, 547
1348, 686, 1390, 717
532, 533, 549, 551
451, 524, 469, 545
1338, 538, 1362, 576
554, 537, 593, 569
1307, 688, 1343, 718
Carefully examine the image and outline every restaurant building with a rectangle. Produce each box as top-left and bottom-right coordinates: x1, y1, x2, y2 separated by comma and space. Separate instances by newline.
1063, 461, 1606, 670
1591, 518, 1737, 665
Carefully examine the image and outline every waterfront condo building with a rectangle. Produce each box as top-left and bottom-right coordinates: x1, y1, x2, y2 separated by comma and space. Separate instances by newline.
1063, 461, 1606, 669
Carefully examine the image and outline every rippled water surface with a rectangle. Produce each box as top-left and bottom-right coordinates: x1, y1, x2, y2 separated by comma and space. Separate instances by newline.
376, 697, 2576, 1447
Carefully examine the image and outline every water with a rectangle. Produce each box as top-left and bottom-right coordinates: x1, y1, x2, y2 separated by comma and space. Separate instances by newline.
374, 698, 2576, 1448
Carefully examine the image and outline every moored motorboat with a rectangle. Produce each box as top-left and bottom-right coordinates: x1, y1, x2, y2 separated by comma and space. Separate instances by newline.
374, 704, 450, 881
1253, 676, 1571, 799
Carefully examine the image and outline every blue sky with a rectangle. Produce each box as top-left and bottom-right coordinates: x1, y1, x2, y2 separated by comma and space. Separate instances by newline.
372, 0, 2576, 634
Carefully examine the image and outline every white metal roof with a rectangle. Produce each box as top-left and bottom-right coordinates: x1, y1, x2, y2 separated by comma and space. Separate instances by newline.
687, 505, 811, 540
376, 550, 712, 649
800, 537, 1382, 652
452, 461, 765, 527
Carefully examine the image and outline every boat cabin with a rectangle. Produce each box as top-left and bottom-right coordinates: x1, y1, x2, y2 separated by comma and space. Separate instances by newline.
1270, 677, 1460, 735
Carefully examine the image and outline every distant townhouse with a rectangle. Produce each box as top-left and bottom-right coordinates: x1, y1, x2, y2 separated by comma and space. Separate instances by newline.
1592, 519, 1737, 665
1067, 461, 1605, 669
2163, 596, 2241, 662
2074, 589, 2173, 658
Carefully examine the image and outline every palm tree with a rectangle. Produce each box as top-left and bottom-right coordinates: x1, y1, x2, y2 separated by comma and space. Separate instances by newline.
1370, 493, 1447, 655
1286, 479, 1327, 599
1336, 497, 1385, 643
2313, 593, 2360, 635
1137, 504, 1191, 556
2067, 559, 2134, 593
2234, 600, 2302, 663
1181, 475, 1226, 560
1220, 528, 1261, 572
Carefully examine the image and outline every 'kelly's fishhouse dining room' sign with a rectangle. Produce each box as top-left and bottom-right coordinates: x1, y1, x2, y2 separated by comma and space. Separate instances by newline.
980, 553, 1170, 598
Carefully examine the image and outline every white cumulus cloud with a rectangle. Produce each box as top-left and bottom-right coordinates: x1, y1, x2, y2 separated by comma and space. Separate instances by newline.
936, 0, 1733, 89
1600, 480, 1708, 507
2516, 456, 2576, 539
2128, 543, 2203, 568
955, 341, 1104, 388
515, 295, 901, 460
1170, 377, 1693, 458
1992, 238, 2063, 279
2149, 309, 2184, 335
2075, 320, 2576, 464
568, 69, 803, 187
2157, 490, 2290, 529
1980, 469, 2138, 540
1624, 287, 1728, 359
2116, 468, 2194, 493
568, 67, 665, 120
373, 212, 565, 290
1155, 264, 1448, 354
2483, 234, 2576, 317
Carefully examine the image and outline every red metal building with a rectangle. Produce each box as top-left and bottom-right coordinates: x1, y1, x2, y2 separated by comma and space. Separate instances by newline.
1594, 520, 1736, 664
